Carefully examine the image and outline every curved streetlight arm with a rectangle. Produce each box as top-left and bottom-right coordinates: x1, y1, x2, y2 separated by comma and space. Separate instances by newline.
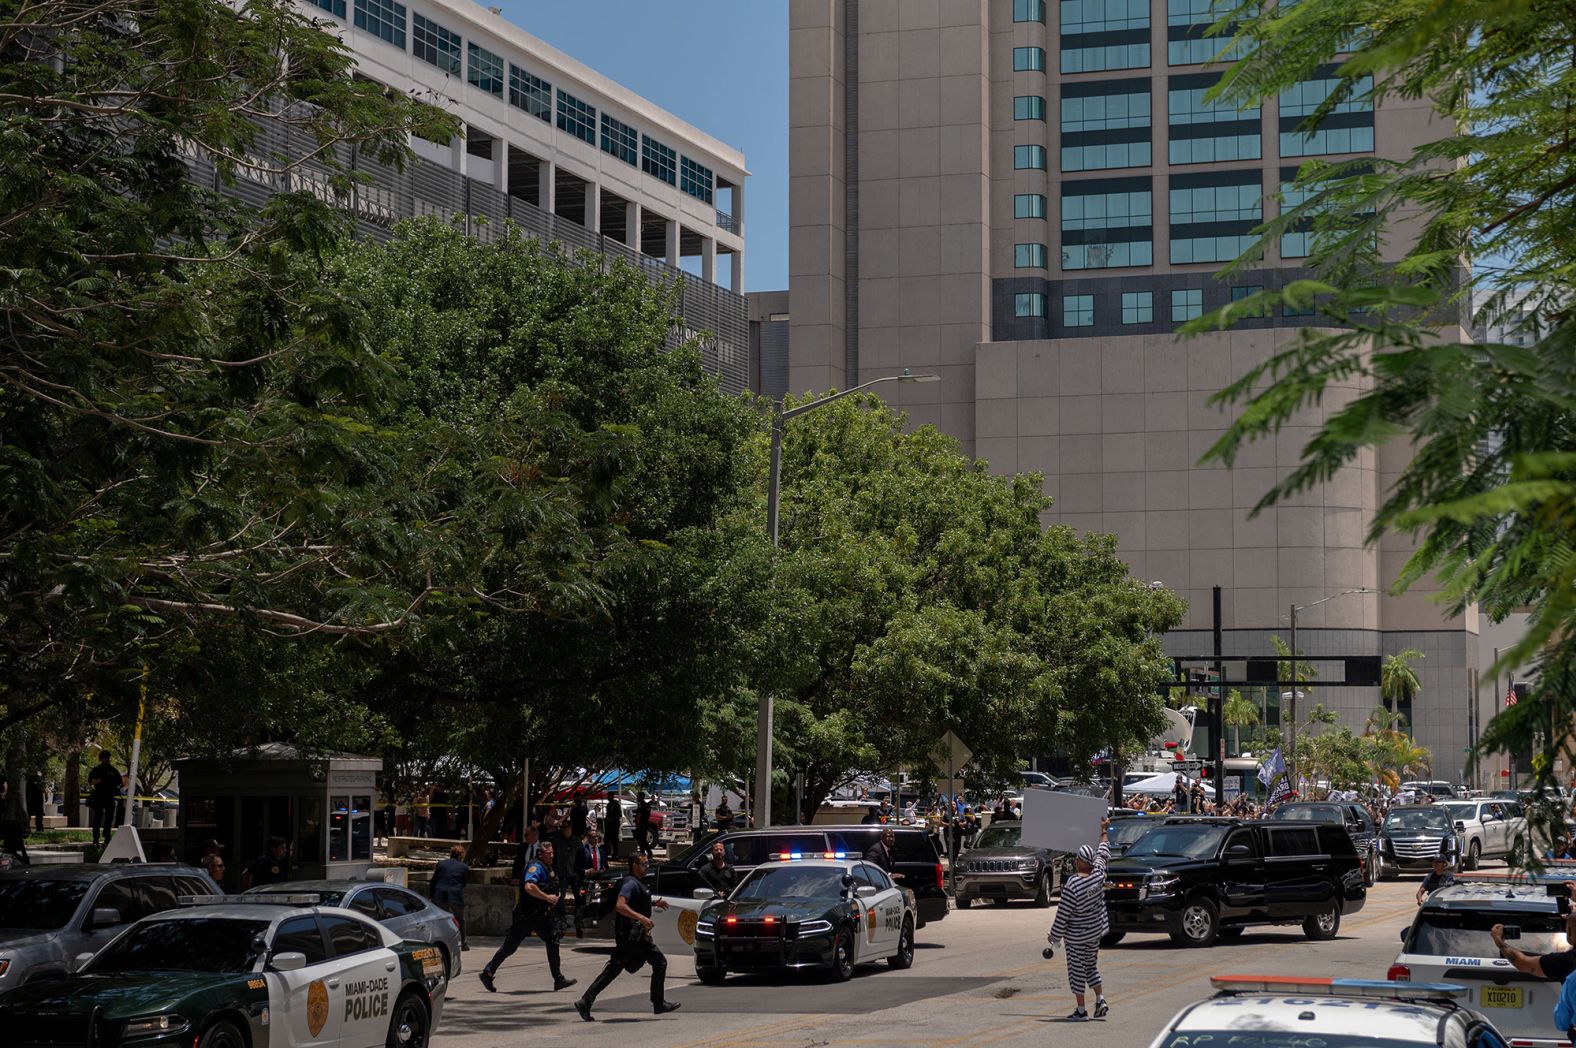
780, 373, 911, 420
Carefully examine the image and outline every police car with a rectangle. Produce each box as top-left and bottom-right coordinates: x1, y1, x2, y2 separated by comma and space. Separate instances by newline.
1149, 975, 1511, 1047
1391, 880, 1572, 1047
0, 895, 447, 1048
692, 854, 915, 983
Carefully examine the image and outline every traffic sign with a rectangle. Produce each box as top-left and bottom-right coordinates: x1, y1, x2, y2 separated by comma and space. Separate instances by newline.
931, 731, 973, 798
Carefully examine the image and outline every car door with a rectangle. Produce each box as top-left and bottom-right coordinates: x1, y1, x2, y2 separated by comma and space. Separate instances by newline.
80, 877, 148, 954
1481, 803, 1506, 854
371, 888, 425, 941
321, 913, 398, 1048
860, 864, 904, 951
268, 914, 341, 1048
844, 865, 881, 956
1218, 828, 1267, 919
1263, 826, 1322, 917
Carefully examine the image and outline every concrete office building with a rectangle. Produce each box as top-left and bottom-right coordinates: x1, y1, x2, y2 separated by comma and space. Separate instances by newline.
784, 0, 1481, 779
232, 0, 752, 390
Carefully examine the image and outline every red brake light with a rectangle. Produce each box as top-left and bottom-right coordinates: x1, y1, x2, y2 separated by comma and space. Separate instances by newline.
1387, 964, 1410, 982
726, 916, 738, 925
935, 862, 944, 890
764, 916, 776, 925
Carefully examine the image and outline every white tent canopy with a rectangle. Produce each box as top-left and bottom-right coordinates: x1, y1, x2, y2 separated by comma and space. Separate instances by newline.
1125, 771, 1215, 797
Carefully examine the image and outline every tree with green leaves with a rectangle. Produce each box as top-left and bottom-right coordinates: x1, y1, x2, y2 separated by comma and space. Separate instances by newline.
747, 394, 1184, 820
1380, 649, 1424, 724
1188, 0, 1576, 792
1222, 689, 1260, 756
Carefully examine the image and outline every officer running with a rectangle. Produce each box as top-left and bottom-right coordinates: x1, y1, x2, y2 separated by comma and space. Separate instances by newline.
574, 851, 681, 1021
478, 839, 577, 994
1047, 816, 1111, 1022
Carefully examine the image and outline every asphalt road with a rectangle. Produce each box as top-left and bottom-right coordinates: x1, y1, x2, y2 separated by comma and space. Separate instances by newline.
433, 875, 1440, 1047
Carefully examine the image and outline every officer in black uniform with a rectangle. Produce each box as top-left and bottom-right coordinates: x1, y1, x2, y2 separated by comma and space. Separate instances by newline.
574, 852, 681, 1021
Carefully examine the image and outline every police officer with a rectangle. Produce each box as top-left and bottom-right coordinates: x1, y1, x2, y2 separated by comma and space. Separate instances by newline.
478, 839, 577, 994
697, 840, 737, 896
574, 852, 680, 1021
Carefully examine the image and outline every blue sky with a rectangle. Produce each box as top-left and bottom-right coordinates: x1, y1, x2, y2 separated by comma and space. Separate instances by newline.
499, 1, 788, 293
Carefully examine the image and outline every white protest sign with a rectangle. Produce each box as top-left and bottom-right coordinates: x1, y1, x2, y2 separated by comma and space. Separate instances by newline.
1019, 788, 1106, 854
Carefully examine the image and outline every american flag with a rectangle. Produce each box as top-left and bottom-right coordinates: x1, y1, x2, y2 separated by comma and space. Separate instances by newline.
1506, 682, 1517, 707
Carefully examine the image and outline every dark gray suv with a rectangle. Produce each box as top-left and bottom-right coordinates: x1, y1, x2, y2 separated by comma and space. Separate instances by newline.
0, 863, 220, 988
953, 822, 1067, 909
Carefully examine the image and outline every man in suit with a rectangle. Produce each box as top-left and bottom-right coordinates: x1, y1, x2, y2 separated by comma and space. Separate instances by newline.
510, 825, 541, 889
575, 829, 610, 880
864, 827, 906, 882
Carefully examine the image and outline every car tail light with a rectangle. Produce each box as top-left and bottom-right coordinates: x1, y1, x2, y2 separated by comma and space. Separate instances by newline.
1387, 964, 1410, 982
935, 863, 944, 890
449, 916, 460, 933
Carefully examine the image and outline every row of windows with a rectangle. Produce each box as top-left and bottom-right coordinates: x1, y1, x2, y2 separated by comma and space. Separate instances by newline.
1062, 0, 1149, 35
1015, 0, 1048, 21
1013, 286, 1292, 324
341, 0, 719, 205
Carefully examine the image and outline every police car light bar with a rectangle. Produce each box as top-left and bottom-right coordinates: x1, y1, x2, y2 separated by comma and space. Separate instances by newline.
774, 852, 848, 861
177, 895, 229, 906
239, 893, 325, 906
1211, 976, 1469, 1002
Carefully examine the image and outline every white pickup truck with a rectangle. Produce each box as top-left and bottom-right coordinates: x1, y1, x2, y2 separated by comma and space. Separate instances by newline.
1436, 799, 1526, 870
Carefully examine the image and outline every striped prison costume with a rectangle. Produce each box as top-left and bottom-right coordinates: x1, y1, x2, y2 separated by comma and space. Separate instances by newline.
1049, 839, 1109, 994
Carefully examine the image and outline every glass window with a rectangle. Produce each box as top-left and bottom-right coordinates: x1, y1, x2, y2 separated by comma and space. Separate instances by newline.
1063, 294, 1094, 327
1013, 46, 1047, 72
1169, 180, 1261, 224
375, 888, 425, 917
90, 918, 269, 975
643, 135, 678, 185
1061, 179, 1153, 269
1169, 173, 1262, 264
601, 113, 638, 165
0, 878, 89, 931
1168, 76, 1261, 164
1014, 293, 1047, 318
1230, 285, 1264, 301
508, 65, 551, 121
556, 90, 597, 145
329, 794, 349, 862
323, 914, 383, 956
90, 880, 144, 928
1280, 165, 1373, 258
309, 0, 346, 18
1061, 0, 1150, 74
1015, 243, 1048, 269
272, 915, 328, 965
1015, 0, 1047, 22
137, 876, 179, 916
467, 43, 504, 98
348, 889, 381, 919
1062, 83, 1151, 171
1267, 826, 1320, 857
351, 795, 372, 861
353, 0, 405, 48
1172, 288, 1203, 322
1015, 95, 1047, 121
1279, 73, 1375, 157
1122, 291, 1153, 324
1167, 0, 1243, 66
1014, 193, 1047, 219
411, 13, 461, 75
1014, 144, 1048, 170
681, 156, 714, 203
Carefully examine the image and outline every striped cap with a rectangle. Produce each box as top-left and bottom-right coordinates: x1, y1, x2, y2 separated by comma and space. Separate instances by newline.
1076, 845, 1096, 864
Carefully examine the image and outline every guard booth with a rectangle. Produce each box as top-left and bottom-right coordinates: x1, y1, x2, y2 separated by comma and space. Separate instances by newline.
176, 744, 381, 889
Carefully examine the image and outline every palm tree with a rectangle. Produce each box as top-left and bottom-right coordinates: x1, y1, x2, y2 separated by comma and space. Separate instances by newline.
1380, 648, 1424, 722
1222, 689, 1260, 755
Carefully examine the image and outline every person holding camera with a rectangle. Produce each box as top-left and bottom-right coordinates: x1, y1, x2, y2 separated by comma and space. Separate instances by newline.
1047, 817, 1111, 1022
574, 852, 681, 1021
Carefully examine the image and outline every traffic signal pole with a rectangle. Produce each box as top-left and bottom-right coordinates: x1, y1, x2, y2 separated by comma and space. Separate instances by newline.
1213, 586, 1225, 801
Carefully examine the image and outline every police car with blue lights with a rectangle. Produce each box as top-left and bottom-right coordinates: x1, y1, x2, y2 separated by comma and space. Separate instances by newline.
0, 894, 447, 1048
691, 851, 914, 983
1391, 879, 1574, 1047
1149, 975, 1511, 1047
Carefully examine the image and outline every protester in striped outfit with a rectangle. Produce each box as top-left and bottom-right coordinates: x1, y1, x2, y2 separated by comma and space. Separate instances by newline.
1047, 816, 1111, 1022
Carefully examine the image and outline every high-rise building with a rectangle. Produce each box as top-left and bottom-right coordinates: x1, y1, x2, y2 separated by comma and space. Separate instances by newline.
784, 0, 1478, 777
230, 0, 752, 391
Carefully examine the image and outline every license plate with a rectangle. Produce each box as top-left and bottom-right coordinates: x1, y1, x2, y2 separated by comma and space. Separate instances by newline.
1481, 986, 1524, 1009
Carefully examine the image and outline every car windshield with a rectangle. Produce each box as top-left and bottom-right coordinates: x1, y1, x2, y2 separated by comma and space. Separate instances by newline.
1385, 809, 1453, 833
1436, 803, 1475, 819
0, 878, 90, 930
1160, 1036, 1430, 1047
1272, 805, 1343, 823
89, 918, 271, 974
733, 866, 848, 902
973, 825, 1021, 849
1124, 825, 1228, 861
1409, 909, 1569, 957
1108, 820, 1157, 847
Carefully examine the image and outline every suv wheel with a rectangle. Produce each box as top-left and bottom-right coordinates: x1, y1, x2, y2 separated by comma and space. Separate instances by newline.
1171, 897, 1219, 948
1099, 931, 1125, 948
1303, 901, 1340, 941
1465, 840, 1481, 871
697, 966, 727, 985
1033, 871, 1052, 908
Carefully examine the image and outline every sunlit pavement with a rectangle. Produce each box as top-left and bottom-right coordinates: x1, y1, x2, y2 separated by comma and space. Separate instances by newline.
433, 870, 1474, 1047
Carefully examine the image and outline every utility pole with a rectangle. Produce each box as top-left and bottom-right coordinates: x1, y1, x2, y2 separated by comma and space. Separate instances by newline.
1212, 586, 1225, 799
1287, 602, 1299, 794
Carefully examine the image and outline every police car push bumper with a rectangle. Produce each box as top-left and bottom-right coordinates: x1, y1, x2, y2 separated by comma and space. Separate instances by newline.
1105, 873, 1187, 931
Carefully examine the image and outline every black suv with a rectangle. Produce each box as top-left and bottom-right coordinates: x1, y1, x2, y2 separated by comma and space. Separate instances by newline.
1102, 816, 1366, 948
1268, 801, 1380, 886
583, 825, 948, 935
953, 821, 1067, 909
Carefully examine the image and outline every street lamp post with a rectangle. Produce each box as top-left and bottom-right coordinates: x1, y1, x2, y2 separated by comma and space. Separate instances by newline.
1284, 588, 1374, 794
755, 370, 940, 829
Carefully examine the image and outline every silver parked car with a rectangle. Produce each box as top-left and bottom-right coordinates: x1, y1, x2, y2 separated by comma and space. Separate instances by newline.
0, 863, 220, 989
244, 879, 464, 977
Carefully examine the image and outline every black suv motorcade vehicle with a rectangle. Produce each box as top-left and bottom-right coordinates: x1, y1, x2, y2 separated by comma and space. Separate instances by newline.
582, 825, 948, 935
1102, 816, 1366, 948
953, 821, 1068, 909
1268, 801, 1380, 886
